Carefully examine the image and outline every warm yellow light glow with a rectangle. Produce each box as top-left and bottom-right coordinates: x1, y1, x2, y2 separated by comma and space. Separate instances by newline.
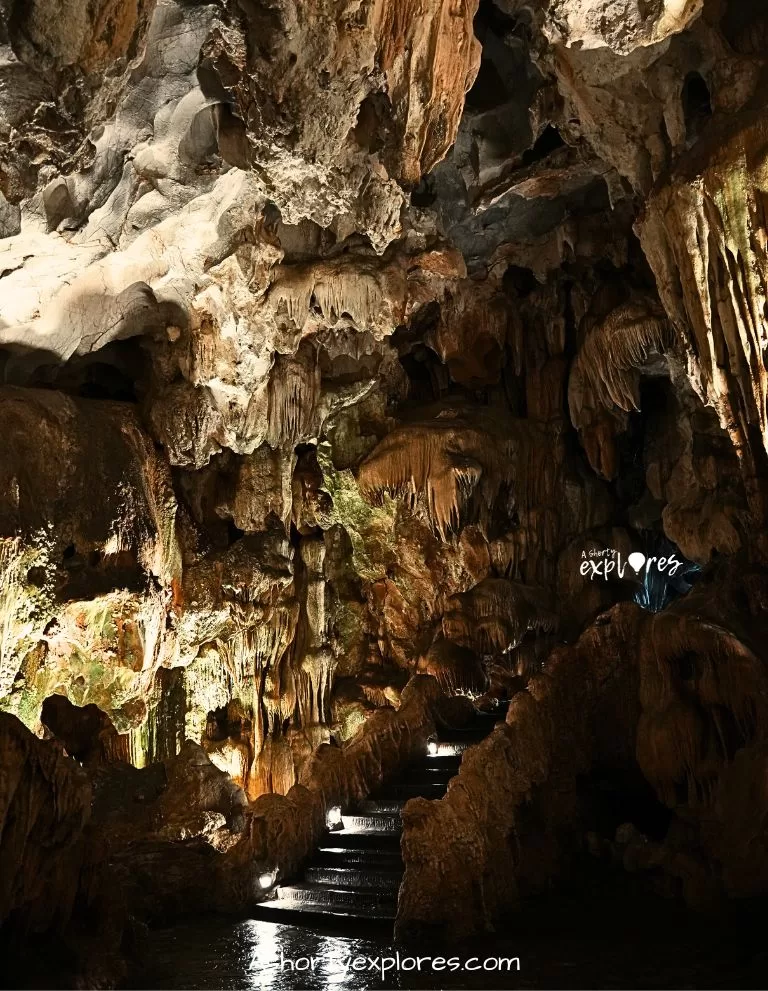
258, 871, 277, 890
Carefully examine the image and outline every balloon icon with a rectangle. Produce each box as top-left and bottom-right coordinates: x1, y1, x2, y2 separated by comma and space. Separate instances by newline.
628, 551, 646, 573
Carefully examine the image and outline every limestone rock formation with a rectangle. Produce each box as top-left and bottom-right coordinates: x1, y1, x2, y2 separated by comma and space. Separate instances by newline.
2, 0, 768, 980
396, 602, 644, 938
639, 112, 768, 507
0, 712, 128, 987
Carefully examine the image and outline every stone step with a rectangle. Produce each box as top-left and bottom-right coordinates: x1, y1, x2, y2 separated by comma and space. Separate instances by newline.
320, 829, 401, 850
252, 713, 506, 932
273, 883, 397, 916
338, 811, 402, 833
412, 756, 462, 773
379, 767, 456, 784
428, 740, 472, 756
315, 845, 403, 869
255, 898, 395, 923
442, 716, 503, 735
392, 765, 457, 781
355, 797, 406, 814
304, 865, 402, 892
373, 782, 449, 802
404, 757, 461, 780
388, 761, 460, 783
385, 783, 447, 797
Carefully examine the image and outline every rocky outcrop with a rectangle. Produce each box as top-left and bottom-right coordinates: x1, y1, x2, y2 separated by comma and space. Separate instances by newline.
568, 294, 673, 480
3, 0, 768, 971
0, 712, 91, 935
639, 113, 768, 509
396, 603, 643, 939
395, 557, 768, 940
2, 677, 441, 982
0, 712, 127, 987
38, 674, 441, 937
634, 562, 768, 902
0, 388, 179, 726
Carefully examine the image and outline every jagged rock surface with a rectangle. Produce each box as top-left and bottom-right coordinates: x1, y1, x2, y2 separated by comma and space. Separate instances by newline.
2, 0, 768, 976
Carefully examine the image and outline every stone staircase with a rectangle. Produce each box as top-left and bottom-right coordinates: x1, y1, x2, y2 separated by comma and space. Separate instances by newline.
254, 707, 504, 925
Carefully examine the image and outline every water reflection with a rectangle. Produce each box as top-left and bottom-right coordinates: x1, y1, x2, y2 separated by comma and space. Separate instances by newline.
135, 917, 527, 991
137, 918, 410, 991
131, 883, 768, 991
245, 921, 397, 989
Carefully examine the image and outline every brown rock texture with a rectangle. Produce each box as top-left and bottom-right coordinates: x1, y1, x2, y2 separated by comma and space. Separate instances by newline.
639, 113, 768, 496
2, 0, 768, 973
0, 711, 91, 936
634, 562, 768, 902
0, 712, 128, 986
396, 603, 643, 939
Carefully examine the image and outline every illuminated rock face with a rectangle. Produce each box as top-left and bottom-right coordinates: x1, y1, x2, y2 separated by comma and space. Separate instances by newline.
639, 116, 768, 480
2, 0, 768, 969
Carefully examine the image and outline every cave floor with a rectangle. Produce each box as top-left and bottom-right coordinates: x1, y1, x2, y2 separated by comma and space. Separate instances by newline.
126, 867, 768, 991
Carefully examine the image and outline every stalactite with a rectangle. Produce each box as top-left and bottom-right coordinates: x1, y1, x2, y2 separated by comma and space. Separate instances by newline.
231, 445, 295, 532
221, 603, 297, 695
568, 297, 673, 478
426, 285, 511, 386
126, 723, 149, 769
261, 645, 298, 741
418, 636, 488, 697
357, 418, 513, 539
250, 735, 299, 797
266, 343, 322, 447
442, 578, 558, 655
144, 668, 187, 762
569, 298, 672, 425
269, 257, 407, 335
183, 647, 234, 744
293, 537, 335, 732
296, 647, 336, 735
638, 115, 768, 498
214, 596, 300, 786
135, 588, 168, 674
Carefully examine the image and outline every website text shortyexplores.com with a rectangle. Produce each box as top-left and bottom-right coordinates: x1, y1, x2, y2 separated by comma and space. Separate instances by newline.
277, 950, 521, 979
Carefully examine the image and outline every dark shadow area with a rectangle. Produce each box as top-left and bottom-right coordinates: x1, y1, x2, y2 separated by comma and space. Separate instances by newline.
102, 875, 768, 991
54, 542, 146, 600
15, 337, 151, 402
41, 695, 117, 765
720, 0, 768, 55
520, 125, 565, 167
682, 71, 712, 144
577, 764, 672, 841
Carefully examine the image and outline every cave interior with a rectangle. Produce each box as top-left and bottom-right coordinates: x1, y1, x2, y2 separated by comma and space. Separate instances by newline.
2, 0, 768, 987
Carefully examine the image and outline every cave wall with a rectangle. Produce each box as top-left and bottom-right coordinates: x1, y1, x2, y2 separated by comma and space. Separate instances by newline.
2, 0, 768, 962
